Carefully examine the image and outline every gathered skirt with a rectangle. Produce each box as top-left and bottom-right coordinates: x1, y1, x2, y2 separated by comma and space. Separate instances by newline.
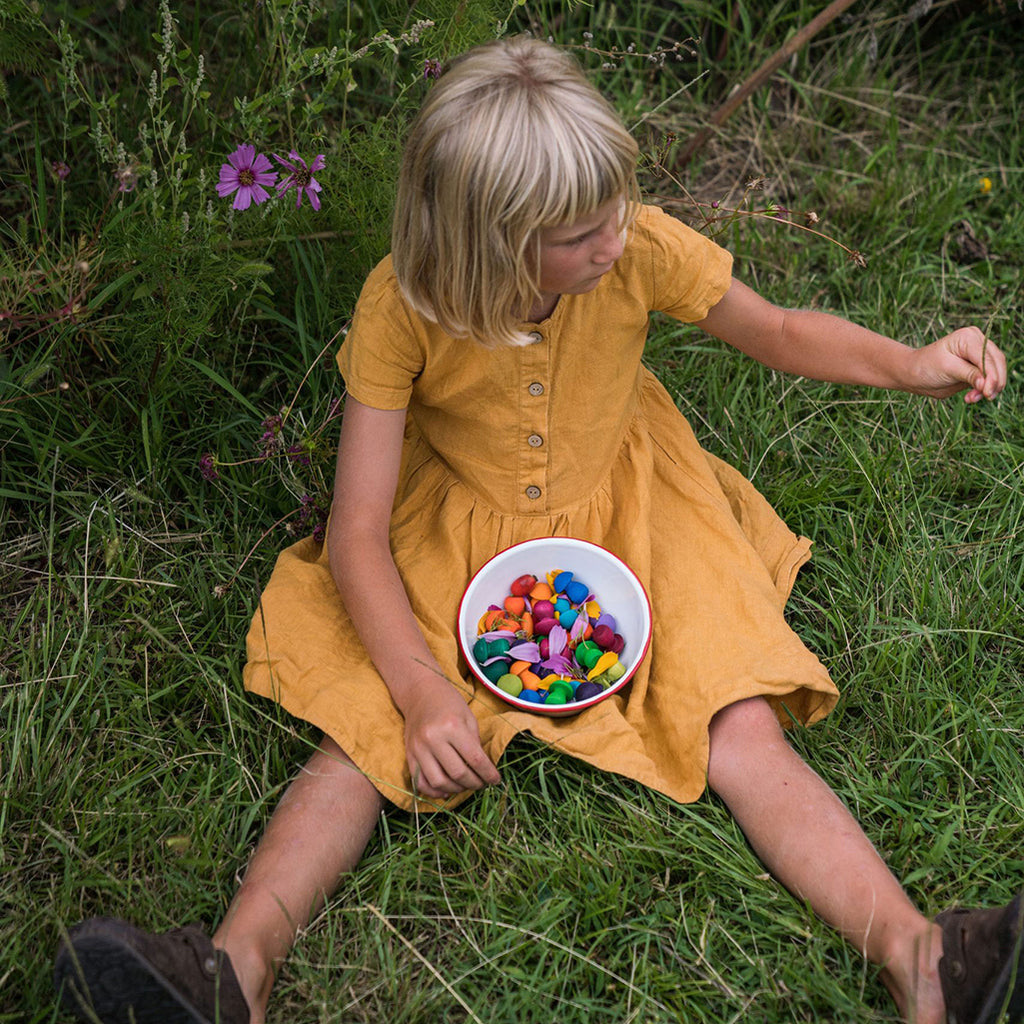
244, 369, 838, 811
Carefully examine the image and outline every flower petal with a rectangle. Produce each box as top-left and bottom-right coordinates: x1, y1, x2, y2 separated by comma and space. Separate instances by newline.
233, 187, 254, 211
507, 642, 540, 662
251, 152, 275, 174
547, 626, 567, 657
481, 629, 517, 641
215, 180, 239, 198
540, 654, 573, 674
228, 144, 256, 171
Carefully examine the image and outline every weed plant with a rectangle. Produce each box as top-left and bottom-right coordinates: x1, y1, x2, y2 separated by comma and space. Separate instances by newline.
2, 2, 1023, 1022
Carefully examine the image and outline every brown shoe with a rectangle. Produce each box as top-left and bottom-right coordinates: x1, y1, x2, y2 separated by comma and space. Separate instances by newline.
937, 893, 1024, 1024
54, 917, 249, 1024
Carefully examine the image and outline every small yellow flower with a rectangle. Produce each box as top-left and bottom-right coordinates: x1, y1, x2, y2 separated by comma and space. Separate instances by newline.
979, 177, 993, 194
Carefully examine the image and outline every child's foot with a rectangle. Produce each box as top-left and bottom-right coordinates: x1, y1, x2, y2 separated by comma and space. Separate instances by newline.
54, 916, 250, 1024
937, 893, 1024, 1024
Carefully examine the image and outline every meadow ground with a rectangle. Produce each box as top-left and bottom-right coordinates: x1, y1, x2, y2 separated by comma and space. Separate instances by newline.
2, 2, 1022, 1021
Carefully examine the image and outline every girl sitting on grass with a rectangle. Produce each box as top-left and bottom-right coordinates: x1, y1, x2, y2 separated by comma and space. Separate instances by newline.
56, 35, 1019, 1024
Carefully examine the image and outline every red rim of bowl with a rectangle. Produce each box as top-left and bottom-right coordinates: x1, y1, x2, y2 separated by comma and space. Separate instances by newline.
457, 537, 652, 715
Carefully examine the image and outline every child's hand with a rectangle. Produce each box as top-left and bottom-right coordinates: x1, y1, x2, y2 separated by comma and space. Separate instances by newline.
402, 681, 501, 800
912, 327, 1007, 402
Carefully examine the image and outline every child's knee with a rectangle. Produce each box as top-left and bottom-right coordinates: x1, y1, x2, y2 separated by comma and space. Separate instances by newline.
707, 696, 787, 787
709, 695, 779, 741
317, 732, 356, 766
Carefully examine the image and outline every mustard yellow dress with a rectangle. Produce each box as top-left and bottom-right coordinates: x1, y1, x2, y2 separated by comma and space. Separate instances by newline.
244, 205, 839, 811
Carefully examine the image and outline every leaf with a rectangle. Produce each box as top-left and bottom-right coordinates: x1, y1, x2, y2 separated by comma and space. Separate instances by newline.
0, 486, 42, 501
87, 265, 144, 310
180, 357, 261, 415
235, 261, 274, 279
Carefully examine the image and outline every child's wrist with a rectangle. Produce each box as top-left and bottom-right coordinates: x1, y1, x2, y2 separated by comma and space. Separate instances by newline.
885, 339, 921, 393
391, 664, 461, 716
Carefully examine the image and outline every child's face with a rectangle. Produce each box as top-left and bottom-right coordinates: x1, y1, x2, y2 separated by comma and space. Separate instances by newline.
535, 197, 626, 302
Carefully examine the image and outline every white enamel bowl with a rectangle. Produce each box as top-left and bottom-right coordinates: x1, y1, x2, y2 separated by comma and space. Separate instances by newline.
457, 537, 652, 717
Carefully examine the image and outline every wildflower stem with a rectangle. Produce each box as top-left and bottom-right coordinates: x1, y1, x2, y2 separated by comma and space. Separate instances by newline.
978, 306, 1005, 380
281, 322, 348, 423
215, 509, 297, 596
649, 165, 864, 262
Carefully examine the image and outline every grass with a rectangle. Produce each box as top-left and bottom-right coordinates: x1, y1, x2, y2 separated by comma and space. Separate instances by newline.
3, 2, 1024, 1022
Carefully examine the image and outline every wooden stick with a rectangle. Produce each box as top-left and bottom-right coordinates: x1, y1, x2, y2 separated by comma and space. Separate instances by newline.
677, 0, 861, 168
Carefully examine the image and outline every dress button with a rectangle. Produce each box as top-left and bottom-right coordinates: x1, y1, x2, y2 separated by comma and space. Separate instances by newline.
527, 433, 543, 448
525, 485, 542, 500
527, 331, 543, 344
528, 382, 544, 396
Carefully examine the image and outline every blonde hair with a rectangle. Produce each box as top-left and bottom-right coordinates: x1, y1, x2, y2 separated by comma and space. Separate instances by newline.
392, 36, 640, 347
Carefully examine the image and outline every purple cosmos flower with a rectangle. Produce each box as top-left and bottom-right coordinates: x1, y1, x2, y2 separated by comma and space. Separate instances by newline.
273, 151, 325, 210
216, 144, 277, 210
423, 58, 443, 80
51, 160, 71, 181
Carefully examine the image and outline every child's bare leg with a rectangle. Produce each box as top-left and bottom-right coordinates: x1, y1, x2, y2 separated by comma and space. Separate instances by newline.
706, 697, 945, 1024
213, 734, 383, 1024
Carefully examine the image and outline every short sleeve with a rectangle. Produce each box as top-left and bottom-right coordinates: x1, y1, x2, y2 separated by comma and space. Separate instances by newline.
639, 205, 733, 322
336, 256, 426, 411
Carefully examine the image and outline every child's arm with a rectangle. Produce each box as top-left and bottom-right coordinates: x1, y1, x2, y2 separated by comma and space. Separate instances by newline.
695, 279, 1007, 402
328, 396, 502, 801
